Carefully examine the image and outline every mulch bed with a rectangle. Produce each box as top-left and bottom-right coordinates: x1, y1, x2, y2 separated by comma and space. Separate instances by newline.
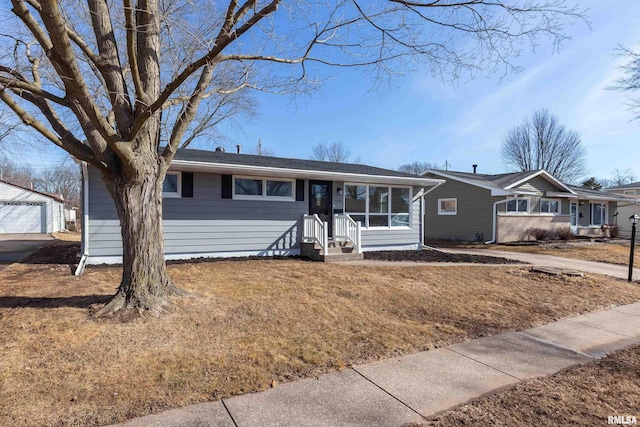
364, 249, 524, 264
21, 241, 80, 265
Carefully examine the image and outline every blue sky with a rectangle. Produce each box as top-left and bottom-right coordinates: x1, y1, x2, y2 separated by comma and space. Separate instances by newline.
10, 1, 640, 183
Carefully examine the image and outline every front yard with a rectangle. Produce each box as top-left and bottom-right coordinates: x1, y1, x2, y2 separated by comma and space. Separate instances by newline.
1, 258, 639, 426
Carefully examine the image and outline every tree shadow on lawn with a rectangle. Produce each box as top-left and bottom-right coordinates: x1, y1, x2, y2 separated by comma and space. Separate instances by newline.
0, 294, 112, 309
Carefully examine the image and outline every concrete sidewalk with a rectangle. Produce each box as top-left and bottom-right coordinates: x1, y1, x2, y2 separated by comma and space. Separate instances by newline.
436, 247, 638, 281
111, 302, 640, 427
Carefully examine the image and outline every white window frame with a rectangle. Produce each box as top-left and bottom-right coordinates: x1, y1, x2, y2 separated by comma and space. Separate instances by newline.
624, 190, 636, 195
589, 202, 607, 226
540, 198, 561, 215
162, 171, 182, 198
506, 198, 530, 214
232, 175, 296, 202
437, 198, 457, 216
343, 183, 412, 229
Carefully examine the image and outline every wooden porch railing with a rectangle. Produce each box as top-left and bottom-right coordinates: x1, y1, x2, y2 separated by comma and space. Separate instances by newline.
303, 214, 328, 254
333, 214, 362, 253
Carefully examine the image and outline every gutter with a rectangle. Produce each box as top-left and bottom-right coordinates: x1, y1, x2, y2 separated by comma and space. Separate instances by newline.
485, 195, 520, 245
74, 161, 89, 276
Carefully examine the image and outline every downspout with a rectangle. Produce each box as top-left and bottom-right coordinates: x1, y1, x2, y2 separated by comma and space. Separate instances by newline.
485, 195, 520, 245
74, 162, 89, 276
419, 182, 444, 248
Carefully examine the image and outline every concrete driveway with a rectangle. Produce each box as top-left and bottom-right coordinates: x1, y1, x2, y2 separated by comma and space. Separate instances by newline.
0, 233, 54, 265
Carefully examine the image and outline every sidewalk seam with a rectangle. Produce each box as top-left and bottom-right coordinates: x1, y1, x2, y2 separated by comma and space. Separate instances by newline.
563, 319, 637, 338
350, 367, 428, 420
444, 348, 523, 381
221, 399, 238, 427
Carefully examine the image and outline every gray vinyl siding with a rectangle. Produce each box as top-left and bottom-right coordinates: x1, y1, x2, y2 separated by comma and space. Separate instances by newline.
87, 167, 306, 260
423, 175, 501, 242
87, 168, 422, 261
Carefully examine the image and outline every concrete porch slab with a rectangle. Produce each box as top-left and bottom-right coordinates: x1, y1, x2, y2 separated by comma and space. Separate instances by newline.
448, 332, 592, 380
223, 369, 423, 427
523, 317, 638, 357
353, 348, 518, 418
107, 401, 234, 427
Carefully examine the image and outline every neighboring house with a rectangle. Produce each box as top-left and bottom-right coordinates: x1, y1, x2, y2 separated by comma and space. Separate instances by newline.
77, 148, 444, 267
422, 168, 632, 243
0, 179, 65, 233
604, 181, 640, 239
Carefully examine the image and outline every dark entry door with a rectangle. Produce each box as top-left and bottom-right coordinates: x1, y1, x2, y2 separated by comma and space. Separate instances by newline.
309, 180, 333, 236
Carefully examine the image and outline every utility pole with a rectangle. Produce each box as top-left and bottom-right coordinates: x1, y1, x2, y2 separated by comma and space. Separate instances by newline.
443, 160, 451, 171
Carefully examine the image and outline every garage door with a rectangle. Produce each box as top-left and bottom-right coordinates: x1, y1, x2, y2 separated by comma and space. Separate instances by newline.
0, 202, 45, 233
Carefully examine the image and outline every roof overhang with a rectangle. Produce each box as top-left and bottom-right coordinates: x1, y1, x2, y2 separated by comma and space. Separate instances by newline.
171, 160, 445, 187
424, 169, 510, 195
546, 191, 635, 202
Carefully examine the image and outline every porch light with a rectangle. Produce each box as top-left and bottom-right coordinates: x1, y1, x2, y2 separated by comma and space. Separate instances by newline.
629, 214, 639, 282
337, 187, 343, 196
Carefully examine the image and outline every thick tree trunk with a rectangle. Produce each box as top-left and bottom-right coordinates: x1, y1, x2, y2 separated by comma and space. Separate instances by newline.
96, 158, 184, 316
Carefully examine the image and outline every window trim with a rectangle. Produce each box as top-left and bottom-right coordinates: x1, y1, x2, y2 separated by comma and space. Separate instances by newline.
505, 197, 530, 214
624, 190, 636, 195
589, 202, 607, 226
437, 198, 458, 216
162, 171, 182, 198
540, 198, 561, 215
232, 175, 296, 202
343, 183, 412, 229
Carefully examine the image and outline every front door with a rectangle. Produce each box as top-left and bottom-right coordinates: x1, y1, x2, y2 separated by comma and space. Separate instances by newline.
309, 180, 333, 236
570, 202, 578, 233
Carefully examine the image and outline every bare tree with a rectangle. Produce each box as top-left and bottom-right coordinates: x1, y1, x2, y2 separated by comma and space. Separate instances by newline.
0, 0, 586, 315
501, 109, 587, 182
0, 157, 37, 187
398, 161, 435, 175
34, 163, 81, 207
602, 168, 636, 188
311, 142, 359, 163
609, 44, 640, 120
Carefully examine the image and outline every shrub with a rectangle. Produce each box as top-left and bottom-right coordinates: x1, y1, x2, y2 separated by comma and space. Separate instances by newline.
601, 224, 620, 238
556, 226, 575, 240
527, 227, 552, 241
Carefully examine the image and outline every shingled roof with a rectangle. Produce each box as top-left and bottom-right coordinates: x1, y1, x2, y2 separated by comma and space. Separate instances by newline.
605, 181, 640, 190
172, 148, 422, 179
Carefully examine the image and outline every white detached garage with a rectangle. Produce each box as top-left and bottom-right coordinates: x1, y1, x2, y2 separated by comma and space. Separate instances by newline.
0, 180, 65, 233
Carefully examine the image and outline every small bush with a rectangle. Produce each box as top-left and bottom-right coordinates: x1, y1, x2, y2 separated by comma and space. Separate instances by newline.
527, 227, 552, 241
602, 224, 620, 238
556, 227, 575, 240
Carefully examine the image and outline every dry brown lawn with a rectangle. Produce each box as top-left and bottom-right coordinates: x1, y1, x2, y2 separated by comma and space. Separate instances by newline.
427, 345, 640, 426
1, 260, 640, 426
486, 242, 640, 267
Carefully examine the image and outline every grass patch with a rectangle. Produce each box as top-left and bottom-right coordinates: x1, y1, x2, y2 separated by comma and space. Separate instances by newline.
1, 260, 639, 426
426, 345, 640, 426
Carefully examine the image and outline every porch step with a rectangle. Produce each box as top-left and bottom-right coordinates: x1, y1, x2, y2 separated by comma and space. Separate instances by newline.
323, 252, 364, 262
300, 241, 363, 262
